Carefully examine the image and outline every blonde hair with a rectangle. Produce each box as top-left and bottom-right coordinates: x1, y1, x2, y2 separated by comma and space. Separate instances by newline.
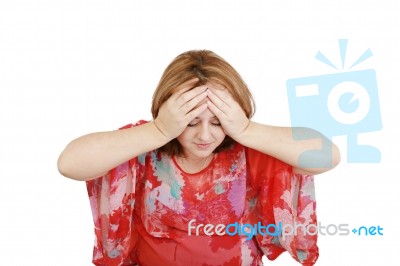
151, 50, 255, 156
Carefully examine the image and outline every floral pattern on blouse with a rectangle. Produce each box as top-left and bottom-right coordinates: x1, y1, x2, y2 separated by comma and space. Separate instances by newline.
86, 120, 319, 266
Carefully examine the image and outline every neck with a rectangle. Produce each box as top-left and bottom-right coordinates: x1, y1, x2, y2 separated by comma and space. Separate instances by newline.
178, 153, 213, 173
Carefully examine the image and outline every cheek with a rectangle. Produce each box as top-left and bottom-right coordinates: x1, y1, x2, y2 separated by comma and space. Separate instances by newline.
176, 134, 186, 145
213, 128, 226, 141
177, 129, 192, 144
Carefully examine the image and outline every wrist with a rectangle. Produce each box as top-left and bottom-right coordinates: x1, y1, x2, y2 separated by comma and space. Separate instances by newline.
151, 120, 173, 144
230, 120, 252, 143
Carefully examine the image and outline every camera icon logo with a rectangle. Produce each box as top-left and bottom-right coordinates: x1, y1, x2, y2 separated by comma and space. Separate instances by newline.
286, 40, 382, 164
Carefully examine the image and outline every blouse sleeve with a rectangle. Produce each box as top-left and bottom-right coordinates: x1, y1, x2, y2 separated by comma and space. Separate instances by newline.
85, 120, 147, 266
246, 147, 319, 266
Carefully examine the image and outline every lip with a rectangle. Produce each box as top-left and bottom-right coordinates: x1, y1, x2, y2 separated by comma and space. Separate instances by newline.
196, 143, 211, 149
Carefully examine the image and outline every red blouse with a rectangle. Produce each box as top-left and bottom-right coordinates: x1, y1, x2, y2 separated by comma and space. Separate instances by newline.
86, 121, 319, 265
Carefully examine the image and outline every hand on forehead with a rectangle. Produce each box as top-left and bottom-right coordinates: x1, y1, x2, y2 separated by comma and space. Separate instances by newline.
194, 82, 231, 111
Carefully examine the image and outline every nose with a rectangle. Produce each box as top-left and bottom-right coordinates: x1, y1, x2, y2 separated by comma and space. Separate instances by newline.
197, 123, 211, 142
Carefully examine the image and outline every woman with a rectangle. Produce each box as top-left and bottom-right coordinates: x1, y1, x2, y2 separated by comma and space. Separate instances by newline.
58, 50, 340, 265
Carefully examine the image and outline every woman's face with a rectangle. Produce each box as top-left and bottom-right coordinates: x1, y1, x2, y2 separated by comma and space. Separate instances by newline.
177, 106, 226, 160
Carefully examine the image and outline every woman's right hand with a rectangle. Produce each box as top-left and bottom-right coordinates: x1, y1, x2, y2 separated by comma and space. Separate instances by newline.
154, 79, 208, 140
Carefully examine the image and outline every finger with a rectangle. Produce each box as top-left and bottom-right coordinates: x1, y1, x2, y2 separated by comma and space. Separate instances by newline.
208, 87, 236, 107
184, 103, 208, 123
206, 88, 230, 113
180, 89, 208, 113
207, 99, 226, 119
177, 84, 208, 107
206, 82, 236, 102
169, 78, 200, 101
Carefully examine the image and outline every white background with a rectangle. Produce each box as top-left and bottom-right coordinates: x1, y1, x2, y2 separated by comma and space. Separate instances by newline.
1, 0, 399, 265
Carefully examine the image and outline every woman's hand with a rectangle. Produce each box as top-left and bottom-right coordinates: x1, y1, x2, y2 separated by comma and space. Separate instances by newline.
206, 84, 250, 140
154, 79, 208, 140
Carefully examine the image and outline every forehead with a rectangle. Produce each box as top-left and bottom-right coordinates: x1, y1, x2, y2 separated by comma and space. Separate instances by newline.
192, 108, 218, 120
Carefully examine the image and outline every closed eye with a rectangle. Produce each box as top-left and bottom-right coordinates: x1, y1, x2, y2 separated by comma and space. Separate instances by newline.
187, 118, 221, 127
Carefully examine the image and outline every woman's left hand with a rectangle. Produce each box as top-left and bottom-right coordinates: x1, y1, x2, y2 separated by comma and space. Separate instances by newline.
206, 84, 250, 140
